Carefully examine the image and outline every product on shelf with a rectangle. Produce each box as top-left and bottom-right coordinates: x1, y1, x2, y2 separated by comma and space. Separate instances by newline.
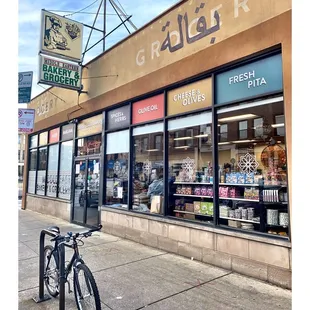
219, 186, 229, 198
241, 223, 254, 230
244, 187, 259, 200
194, 201, 201, 213
267, 209, 279, 225
200, 202, 208, 214
228, 209, 235, 218
234, 208, 242, 219
201, 186, 207, 196
175, 198, 185, 211
176, 185, 182, 194
206, 186, 213, 197
241, 208, 248, 220
220, 205, 231, 217
279, 212, 289, 226
252, 216, 260, 223
228, 187, 241, 198
247, 208, 255, 220
194, 186, 201, 196
228, 219, 241, 228
185, 203, 194, 212
185, 186, 192, 195
237, 173, 245, 184
263, 189, 279, 202
245, 173, 254, 184
181, 185, 186, 195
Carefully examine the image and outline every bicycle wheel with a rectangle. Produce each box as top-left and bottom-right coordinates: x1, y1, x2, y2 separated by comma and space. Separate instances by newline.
73, 263, 101, 310
43, 245, 59, 297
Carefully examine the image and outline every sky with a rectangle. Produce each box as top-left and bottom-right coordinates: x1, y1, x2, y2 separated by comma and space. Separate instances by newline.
18, 0, 181, 104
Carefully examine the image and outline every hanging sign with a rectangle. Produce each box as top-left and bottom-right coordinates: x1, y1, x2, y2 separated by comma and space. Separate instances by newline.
40, 10, 83, 62
39, 55, 82, 91
167, 78, 212, 116
132, 94, 164, 125
18, 109, 35, 133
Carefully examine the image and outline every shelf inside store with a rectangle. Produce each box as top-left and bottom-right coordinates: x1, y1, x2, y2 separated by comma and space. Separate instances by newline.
220, 216, 259, 224
262, 201, 288, 205
219, 197, 259, 202
173, 210, 213, 217
266, 224, 289, 228
174, 182, 213, 185
174, 194, 259, 202
219, 183, 259, 187
173, 194, 213, 198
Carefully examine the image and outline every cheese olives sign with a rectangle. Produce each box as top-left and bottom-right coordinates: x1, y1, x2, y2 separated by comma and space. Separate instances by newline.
38, 55, 82, 91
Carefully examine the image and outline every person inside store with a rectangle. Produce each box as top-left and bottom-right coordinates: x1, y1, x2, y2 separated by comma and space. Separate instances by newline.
147, 168, 164, 203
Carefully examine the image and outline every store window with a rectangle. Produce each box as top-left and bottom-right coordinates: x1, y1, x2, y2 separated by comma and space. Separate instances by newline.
77, 134, 101, 156
28, 148, 37, 194
168, 112, 213, 222
216, 97, 289, 237
219, 124, 228, 142
36, 147, 47, 195
105, 130, 129, 209
58, 140, 73, 200
132, 122, 164, 213
239, 121, 248, 139
47, 144, 59, 197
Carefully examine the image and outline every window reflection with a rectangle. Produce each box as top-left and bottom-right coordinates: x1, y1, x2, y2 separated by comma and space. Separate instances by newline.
217, 100, 288, 237
132, 127, 164, 214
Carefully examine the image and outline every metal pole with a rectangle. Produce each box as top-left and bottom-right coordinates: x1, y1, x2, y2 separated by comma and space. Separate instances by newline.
103, 0, 107, 52
59, 242, 66, 310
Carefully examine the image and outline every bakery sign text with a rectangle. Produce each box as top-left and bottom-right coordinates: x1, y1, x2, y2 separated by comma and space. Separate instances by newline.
136, 0, 250, 66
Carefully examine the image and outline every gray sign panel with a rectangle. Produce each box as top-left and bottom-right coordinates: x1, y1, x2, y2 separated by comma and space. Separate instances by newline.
107, 105, 130, 130
61, 124, 74, 140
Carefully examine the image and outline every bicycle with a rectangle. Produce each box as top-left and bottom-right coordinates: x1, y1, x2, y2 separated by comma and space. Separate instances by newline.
43, 224, 103, 310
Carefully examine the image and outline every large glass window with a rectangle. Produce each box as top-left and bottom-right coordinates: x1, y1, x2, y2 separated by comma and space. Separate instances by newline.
105, 130, 129, 209
28, 149, 37, 194
47, 144, 59, 197
58, 141, 73, 200
77, 134, 102, 156
132, 123, 164, 213
168, 112, 213, 222
217, 98, 289, 237
36, 147, 47, 195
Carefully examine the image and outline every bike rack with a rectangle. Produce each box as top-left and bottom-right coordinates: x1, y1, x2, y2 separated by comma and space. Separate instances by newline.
33, 228, 66, 310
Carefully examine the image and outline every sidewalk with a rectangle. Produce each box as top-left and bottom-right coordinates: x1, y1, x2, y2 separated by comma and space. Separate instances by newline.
19, 209, 292, 310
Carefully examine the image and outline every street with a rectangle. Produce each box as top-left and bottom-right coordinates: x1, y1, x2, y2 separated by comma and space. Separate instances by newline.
19, 209, 291, 310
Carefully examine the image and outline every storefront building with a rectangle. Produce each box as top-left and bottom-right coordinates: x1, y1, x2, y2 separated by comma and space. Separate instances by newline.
23, 0, 292, 288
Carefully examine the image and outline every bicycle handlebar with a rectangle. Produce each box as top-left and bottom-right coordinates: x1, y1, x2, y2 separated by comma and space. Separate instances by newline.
50, 224, 102, 242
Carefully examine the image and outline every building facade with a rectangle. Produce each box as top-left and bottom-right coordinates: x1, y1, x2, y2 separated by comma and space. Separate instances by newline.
22, 0, 292, 289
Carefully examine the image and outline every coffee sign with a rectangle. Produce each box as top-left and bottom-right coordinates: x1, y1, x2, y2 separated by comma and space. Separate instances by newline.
132, 94, 164, 125
167, 78, 212, 116
107, 105, 130, 130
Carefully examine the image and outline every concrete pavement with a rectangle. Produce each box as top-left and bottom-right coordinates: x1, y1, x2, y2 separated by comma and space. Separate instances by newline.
19, 209, 292, 310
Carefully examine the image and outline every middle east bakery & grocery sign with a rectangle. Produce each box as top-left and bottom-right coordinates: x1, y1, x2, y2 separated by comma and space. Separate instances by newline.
39, 55, 82, 91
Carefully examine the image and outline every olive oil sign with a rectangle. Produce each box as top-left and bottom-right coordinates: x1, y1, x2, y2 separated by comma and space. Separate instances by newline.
39, 55, 82, 91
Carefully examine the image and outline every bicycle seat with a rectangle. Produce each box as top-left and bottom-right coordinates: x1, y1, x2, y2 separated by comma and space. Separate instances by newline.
47, 226, 60, 234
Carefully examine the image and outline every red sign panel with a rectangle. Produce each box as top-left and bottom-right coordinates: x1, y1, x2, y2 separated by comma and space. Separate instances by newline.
132, 93, 164, 125
49, 128, 60, 143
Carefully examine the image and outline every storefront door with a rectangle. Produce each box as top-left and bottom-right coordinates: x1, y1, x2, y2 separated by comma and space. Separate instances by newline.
73, 158, 100, 227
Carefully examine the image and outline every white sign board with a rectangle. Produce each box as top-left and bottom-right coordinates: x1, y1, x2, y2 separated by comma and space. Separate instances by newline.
38, 54, 82, 91
18, 71, 33, 103
18, 109, 35, 133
